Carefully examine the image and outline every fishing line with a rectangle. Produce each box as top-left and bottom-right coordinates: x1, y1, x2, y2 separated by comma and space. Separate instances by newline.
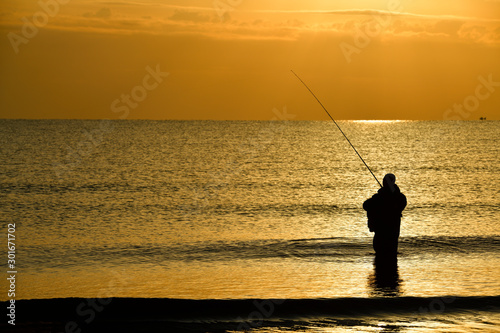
291, 70, 382, 188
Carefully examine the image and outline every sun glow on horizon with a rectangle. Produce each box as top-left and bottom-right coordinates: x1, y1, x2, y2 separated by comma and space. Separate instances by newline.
351, 120, 410, 124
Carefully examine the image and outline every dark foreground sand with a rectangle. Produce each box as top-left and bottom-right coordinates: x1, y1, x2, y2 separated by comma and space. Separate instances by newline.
2, 296, 499, 333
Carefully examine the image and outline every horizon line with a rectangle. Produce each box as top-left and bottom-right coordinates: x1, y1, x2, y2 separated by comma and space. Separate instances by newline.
0, 118, 496, 121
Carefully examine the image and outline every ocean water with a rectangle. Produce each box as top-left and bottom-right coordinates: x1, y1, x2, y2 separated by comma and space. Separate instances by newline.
1, 119, 499, 332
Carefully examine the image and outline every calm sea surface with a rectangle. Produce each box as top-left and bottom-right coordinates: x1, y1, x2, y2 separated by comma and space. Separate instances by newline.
1, 119, 499, 331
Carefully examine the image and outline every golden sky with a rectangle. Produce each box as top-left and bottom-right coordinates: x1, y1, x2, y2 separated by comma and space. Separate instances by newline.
1, 0, 499, 120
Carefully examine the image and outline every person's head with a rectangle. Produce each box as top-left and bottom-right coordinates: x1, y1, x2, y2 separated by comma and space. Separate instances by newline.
383, 173, 396, 192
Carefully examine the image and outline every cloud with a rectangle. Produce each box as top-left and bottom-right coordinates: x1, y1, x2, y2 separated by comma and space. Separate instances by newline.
430, 20, 466, 36
326, 9, 406, 16
83, 7, 112, 19
1, 1, 499, 46
458, 25, 488, 41
329, 12, 500, 44
457, 24, 500, 43
169, 9, 212, 23
255, 8, 500, 22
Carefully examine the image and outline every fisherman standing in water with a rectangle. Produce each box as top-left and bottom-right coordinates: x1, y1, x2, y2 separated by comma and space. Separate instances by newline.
363, 174, 407, 257
290, 72, 407, 258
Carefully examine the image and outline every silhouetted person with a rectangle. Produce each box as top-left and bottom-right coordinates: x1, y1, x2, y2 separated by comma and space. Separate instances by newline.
363, 173, 407, 257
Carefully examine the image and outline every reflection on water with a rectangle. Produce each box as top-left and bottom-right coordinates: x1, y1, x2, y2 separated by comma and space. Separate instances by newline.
368, 256, 402, 297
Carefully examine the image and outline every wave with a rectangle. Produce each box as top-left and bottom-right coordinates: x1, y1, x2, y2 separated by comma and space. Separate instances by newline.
20, 236, 500, 269
4, 296, 499, 332
9, 296, 500, 318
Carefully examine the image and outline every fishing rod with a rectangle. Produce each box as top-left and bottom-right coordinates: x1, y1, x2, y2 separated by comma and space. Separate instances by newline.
291, 70, 382, 188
